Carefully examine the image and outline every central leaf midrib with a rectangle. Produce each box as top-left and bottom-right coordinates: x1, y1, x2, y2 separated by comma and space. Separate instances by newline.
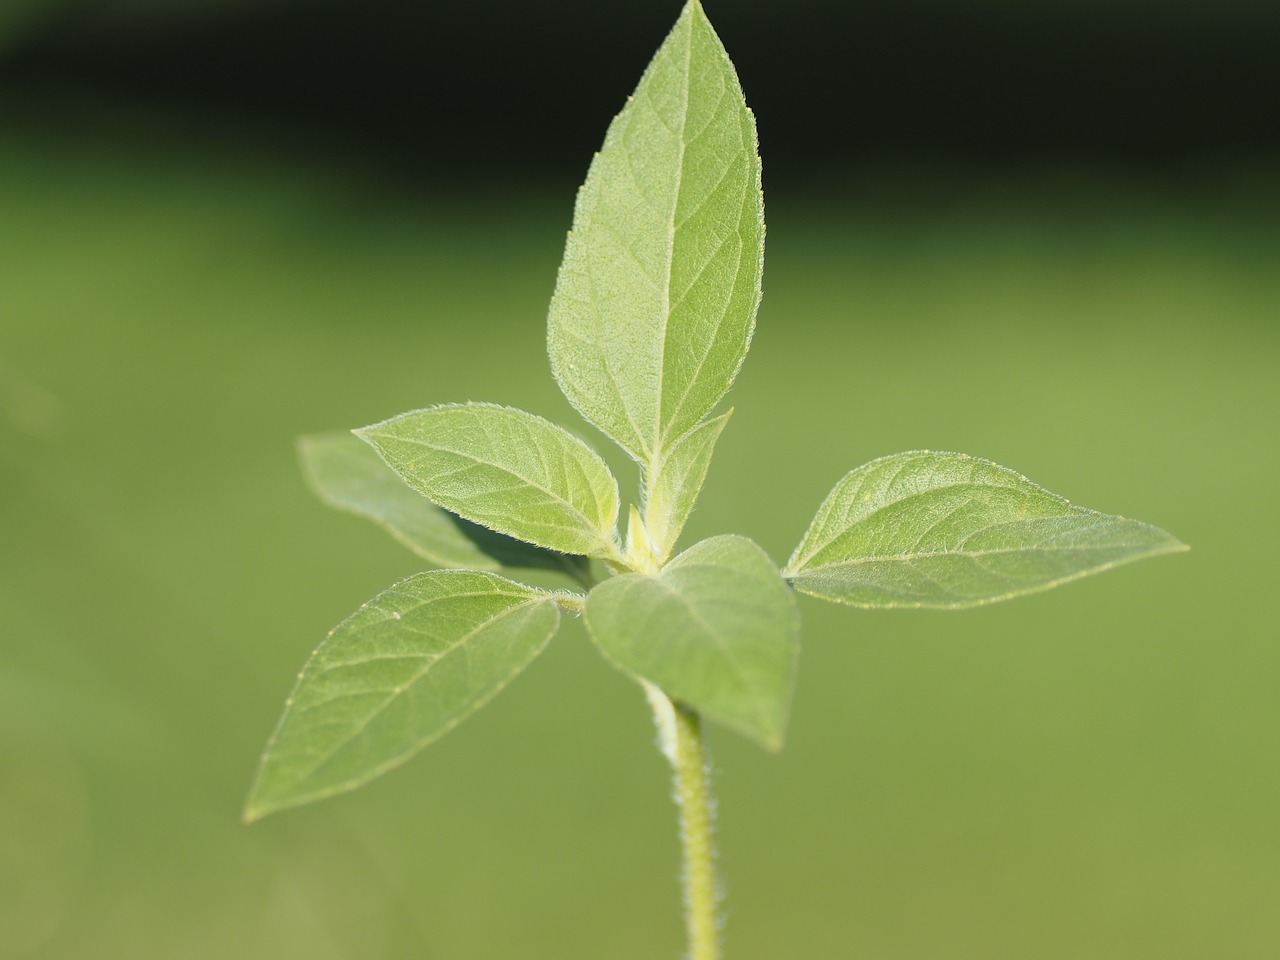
797, 519, 1159, 571
648, 12, 694, 469
794, 479, 1060, 572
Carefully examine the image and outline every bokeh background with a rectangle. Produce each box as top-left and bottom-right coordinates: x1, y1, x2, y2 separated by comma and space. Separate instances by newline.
2, 0, 1277, 957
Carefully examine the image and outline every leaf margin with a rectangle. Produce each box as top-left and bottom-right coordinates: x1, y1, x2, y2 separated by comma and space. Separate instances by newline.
545, 0, 764, 467
355, 401, 623, 563
244, 570, 568, 823
784, 449, 1189, 610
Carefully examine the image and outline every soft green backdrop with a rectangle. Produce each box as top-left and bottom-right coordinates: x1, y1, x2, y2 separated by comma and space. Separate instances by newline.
1, 126, 1277, 959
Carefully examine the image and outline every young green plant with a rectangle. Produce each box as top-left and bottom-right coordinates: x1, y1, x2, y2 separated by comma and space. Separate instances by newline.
245, 3, 1186, 957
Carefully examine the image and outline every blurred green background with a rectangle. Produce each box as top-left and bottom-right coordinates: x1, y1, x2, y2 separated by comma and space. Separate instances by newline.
2, 0, 1277, 958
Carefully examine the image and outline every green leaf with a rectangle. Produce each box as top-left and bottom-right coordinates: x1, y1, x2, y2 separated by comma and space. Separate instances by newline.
644, 411, 731, 564
547, 0, 763, 466
298, 432, 591, 582
784, 451, 1188, 610
356, 403, 622, 562
586, 535, 799, 750
246, 571, 562, 821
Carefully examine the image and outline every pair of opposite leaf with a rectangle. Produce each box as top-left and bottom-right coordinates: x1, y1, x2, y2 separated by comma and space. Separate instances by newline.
244, 0, 1184, 823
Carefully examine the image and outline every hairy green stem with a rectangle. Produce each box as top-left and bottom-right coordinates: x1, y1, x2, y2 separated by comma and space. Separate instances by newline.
646, 682, 720, 960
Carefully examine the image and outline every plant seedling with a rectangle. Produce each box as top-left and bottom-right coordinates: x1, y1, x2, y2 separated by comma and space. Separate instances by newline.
246, 3, 1186, 957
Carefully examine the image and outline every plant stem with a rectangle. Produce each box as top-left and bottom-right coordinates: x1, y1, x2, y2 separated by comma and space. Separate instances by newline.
645, 682, 721, 960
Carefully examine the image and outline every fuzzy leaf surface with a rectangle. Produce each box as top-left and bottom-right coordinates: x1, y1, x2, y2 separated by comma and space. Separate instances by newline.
246, 571, 561, 821
357, 403, 621, 561
644, 411, 731, 563
586, 534, 799, 750
299, 432, 590, 581
785, 451, 1188, 609
547, 0, 763, 465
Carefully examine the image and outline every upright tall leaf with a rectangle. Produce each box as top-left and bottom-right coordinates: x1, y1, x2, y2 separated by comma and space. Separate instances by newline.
586, 535, 799, 750
547, 0, 763, 466
299, 432, 591, 582
785, 451, 1188, 609
357, 403, 622, 561
246, 571, 562, 821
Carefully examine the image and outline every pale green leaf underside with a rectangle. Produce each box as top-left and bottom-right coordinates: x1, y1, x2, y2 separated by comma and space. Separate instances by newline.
645, 410, 731, 563
785, 451, 1188, 610
356, 403, 621, 561
298, 432, 590, 581
547, 0, 763, 464
246, 571, 561, 821
586, 534, 799, 750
